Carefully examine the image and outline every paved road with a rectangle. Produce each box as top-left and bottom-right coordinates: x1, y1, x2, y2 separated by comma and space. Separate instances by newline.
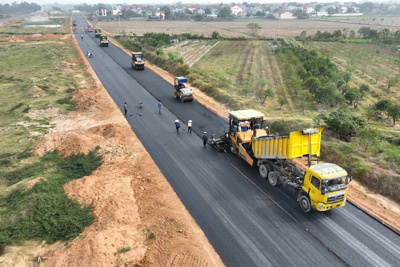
73, 13, 400, 267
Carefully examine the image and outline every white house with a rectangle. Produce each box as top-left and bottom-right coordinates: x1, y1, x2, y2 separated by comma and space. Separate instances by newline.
155, 10, 165, 20
94, 6, 107, 17
274, 11, 295, 19
230, 4, 244, 15
112, 6, 122, 16
303, 5, 316, 14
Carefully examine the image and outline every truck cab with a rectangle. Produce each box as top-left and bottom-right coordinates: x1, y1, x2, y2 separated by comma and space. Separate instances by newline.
301, 163, 351, 212
72, 20, 77, 26
94, 29, 101, 38
174, 77, 193, 102
100, 35, 108, 47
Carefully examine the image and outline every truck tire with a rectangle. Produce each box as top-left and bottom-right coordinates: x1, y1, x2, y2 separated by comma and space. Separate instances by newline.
174, 92, 178, 99
299, 195, 311, 213
131, 63, 134, 69
259, 164, 270, 179
268, 171, 280, 186
181, 97, 185, 103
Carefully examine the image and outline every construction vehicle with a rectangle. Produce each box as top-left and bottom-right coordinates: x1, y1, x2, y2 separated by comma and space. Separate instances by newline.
86, 25, 94, 32
174, 77, 193, 102
131, 52, 145, 70
100, 35, 109, 47
72, 20, 76, 26
94, 29, 101, 38
214, 109, 352, 212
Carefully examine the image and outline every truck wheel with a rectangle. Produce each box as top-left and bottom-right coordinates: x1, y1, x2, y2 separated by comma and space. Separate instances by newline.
299, 195, 311, 213
131, 63, 134, 69
181, 97, 185, 103
259, 164, 270, 179
174, 92, 178, 99
268, 171, 280, 186
230, 145, 238, 154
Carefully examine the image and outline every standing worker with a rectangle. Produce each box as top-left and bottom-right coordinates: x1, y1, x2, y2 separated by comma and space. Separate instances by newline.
187, 120, 193, 133
81, 35, 83, 41
158, 100, 162, 114
175, 120, 180, 134
202, 132, 208, 147
123, 102, 127, 116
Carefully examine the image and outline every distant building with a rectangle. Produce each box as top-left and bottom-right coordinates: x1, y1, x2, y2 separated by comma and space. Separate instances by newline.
94, 6, 107, 17
230, 4, 244, 15
112, 6, 122, 16
274, 11, 295, 19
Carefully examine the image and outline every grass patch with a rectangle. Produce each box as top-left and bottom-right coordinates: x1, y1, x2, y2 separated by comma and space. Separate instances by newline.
148, 232, 156, 239
117, 247, 131, 254
0, 148, 102, 251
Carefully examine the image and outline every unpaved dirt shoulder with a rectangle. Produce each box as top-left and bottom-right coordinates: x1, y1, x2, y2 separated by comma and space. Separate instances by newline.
26, 34, 224, 266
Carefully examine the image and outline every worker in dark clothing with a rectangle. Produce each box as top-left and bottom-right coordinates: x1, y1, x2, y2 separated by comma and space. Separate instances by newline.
202, 132, 208, 147
123, 102, 127, 116
175, 120, 180, 134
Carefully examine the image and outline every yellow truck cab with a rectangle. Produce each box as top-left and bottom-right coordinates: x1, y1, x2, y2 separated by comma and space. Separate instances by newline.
224, 109, 351, 212
302, 163, 351, 212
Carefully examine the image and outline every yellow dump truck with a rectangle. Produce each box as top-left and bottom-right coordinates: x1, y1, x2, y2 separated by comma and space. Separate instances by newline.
217, 109, 351, 212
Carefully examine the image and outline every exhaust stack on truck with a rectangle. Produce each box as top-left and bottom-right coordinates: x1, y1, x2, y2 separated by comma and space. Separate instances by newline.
216, 109, 351, 212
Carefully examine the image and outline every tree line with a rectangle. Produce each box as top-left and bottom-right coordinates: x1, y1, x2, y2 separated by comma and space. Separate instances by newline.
0, 2, 40, 15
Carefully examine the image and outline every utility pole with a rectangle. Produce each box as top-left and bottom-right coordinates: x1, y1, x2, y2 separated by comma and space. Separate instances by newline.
277, 12, 281, 38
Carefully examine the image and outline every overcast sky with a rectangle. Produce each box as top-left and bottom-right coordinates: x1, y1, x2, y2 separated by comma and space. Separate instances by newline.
0, 0, 393, 6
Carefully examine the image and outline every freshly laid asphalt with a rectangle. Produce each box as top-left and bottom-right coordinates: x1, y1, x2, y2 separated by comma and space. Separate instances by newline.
73, 13, 400, 267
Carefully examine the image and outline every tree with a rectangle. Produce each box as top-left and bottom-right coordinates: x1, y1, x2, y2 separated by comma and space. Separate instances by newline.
357, 127, 381, 151
315, 111, 367, 139
388, 104, 400, 125
205, 8, 211, 14
194, 13, 205, 21
246, 23, 261, 35
211, 31, 220, 38
217, 6, 232, 18
257, 88, 274, 106
298, 90, 314, 114
343, 72, 352, 84
278, 97, 289, 109
160, 6, 172, 19
304, 77, 321, 98
374, 99, 393, 114
387, 76, 399, 91
359, 83, 370, 98
344, 87, 361, 108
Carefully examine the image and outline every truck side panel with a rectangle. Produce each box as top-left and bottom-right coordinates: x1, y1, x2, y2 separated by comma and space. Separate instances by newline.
252, 135, 290, 159
252, 127, 323, 160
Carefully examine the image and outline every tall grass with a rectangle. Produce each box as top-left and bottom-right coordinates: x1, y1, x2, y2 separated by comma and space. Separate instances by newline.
0, 148, 102, 251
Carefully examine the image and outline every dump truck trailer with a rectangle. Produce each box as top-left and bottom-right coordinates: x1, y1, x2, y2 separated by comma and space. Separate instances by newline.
216, 109, 351, 212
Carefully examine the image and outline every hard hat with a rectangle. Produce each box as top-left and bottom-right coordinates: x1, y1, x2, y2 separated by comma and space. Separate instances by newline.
175, 119, 179, 122
204, 131, 207, 134
188, 120, 192, 122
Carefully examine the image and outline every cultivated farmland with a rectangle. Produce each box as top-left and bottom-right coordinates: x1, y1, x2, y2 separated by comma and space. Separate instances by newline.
95, 18, 399, 38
